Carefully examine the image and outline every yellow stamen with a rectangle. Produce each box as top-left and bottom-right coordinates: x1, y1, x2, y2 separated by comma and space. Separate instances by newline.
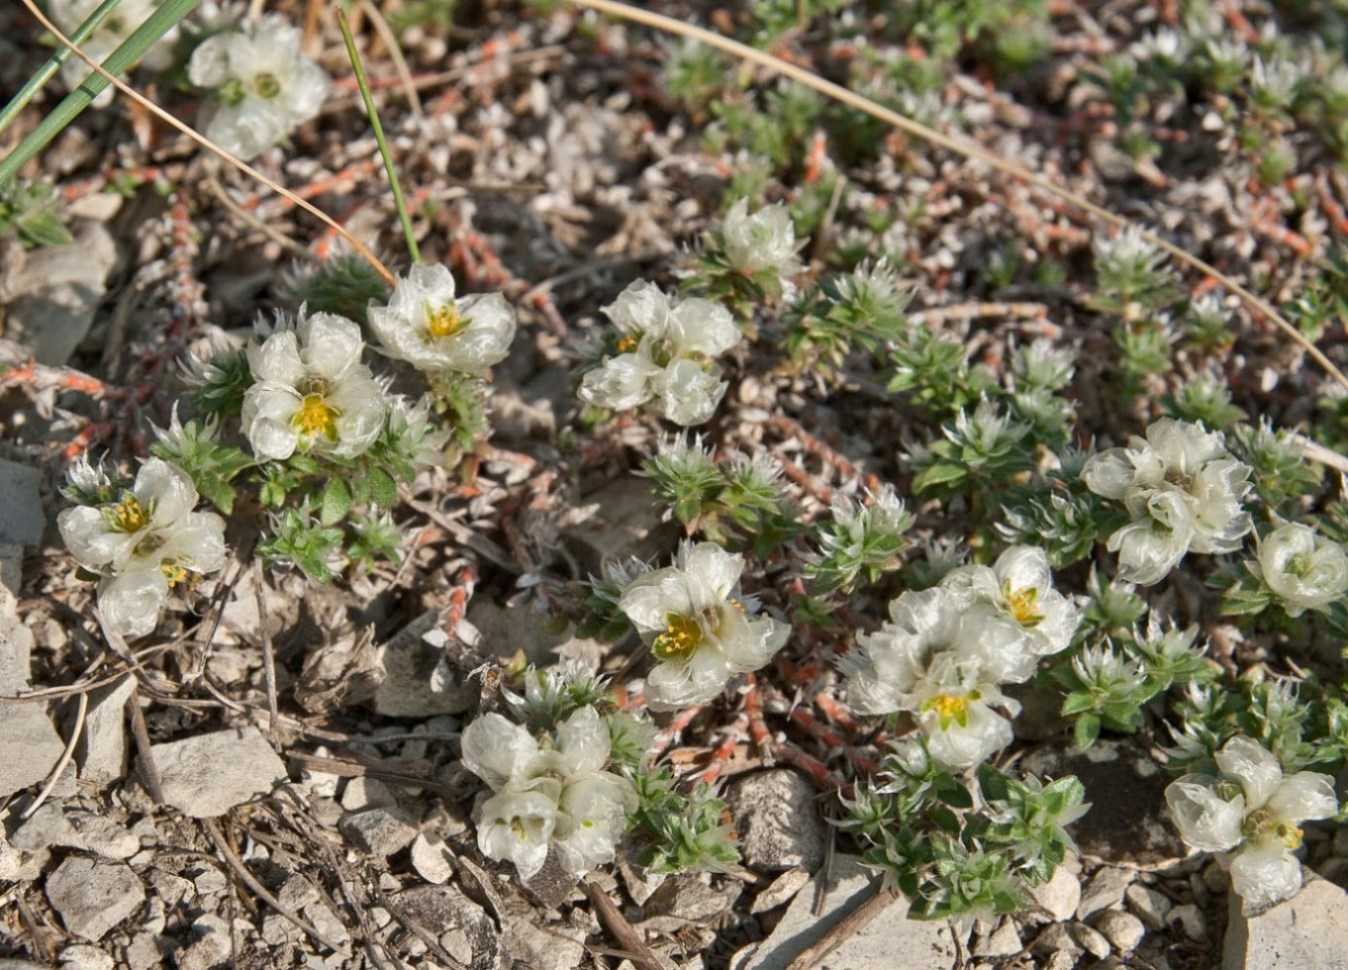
616, 334, 638, 353
923, 691, 974, 729
111, 495, 150, 533
1005, 583, 1044, 627
427, 302, 464, 339
293, 394, 339, 439
1279, 823, 1304, 849
162, 564, 189, 587
653, 613, 703, 662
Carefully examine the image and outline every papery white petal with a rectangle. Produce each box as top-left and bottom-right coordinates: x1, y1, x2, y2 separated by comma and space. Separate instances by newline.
1216, 736, 1284, 810
1266, 771, 1338, 825
1165, 775, 1245, 851
1229, 843, 1304, 909
555, 706, 611, 777
653, 359, 725, 426
476, 788, 557, 879
99, 567, 170, 640
460, 713, 540, 790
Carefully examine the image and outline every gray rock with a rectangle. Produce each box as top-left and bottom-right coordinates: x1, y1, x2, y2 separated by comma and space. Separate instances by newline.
339, 806, 418, 856
1093, 909, 1145, 953
750, 869, 811, 915
340, 776, 397, 812
59, 944, 115, 970
1020, 739, 1189, 869
0, 962, 48, 970
1043, 950, 1079, 970
1029, 859, 1082, 923
371, 611, 476, 718
1125, 883, 1172, 931
45, 857, 145, 942
733, 855, 961, 970
410, 832, 455, 885
973, 919, 1022, 958
641, 873, 739, 926
503, 910, 587, 970
13, 804, 140, 859
1076, 866, 1135, 920
76, 674, 135, 787
0, 605, 34, 698
0, 704, 65, 798
1072, 921, 1111, 959
465, 598, 569, 667
392, 885, 496, 964
149, 727, 286, 818
562, 477, 680, 576
0, 541, 21, 606
1224, 876, 1348, 970
1168, 902, 1207, 942
726, 770, 828, 873
175, 914, 232, 970
0, 460, 44, 547
1033, 924, 1082, 957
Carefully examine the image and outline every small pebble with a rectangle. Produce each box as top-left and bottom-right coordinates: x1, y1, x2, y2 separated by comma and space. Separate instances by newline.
1072, 922, 1111, 959
1125, 884, 1171, 930
1167, 902, 1207, 942
1093, 909, 1145, 953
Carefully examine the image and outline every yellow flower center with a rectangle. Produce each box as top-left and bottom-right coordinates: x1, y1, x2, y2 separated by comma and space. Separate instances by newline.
508, 817, 528, 840
923, 690, 977, 729
653, 612, 704, 662
1005, 583, 1044, 627
293, 393, 339, 439
616, 333, 638, 353
111, 495, 151, 533
427, 302, 465, 339
254, 72, 281, 99
1246, 810, 1303, 849
162, 563, 189, 587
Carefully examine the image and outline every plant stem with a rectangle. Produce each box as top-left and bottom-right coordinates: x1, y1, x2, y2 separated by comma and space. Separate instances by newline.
336, 5, 420, 267
0, 0, 125, 138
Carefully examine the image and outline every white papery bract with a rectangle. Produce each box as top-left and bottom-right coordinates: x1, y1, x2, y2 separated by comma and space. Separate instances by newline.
368, 264, 516, 376
578, 280, 740, 427
50, 0, 175, 107
619, 542, 788, 711
1165, 736, 1338, 909
721, 200, 800, 276
1083, 418, 1253, 585
242, 310, 386, 461
58, 458, 227, 639
1249, 523, 1348, 617
460, 706, 635, 880
839, 587, 1032, 769
940, 545, 1082, 658
188, 16, 328, 161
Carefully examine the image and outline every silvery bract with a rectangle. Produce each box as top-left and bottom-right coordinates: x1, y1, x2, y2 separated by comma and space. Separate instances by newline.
1166, 736, 1337, 909
1083, 418, 1253, 585
50, 0, 175, 108
58, 458, 227, 639
578, 280, 740, 427
940, 545, 1082, 658
1249, 523, 1348, 617
460, 706, 635, 879
368, 264, 516, 376
721, 200, 800, 276
188, 16, 329, 161
839, 586, 1033, 769
242, 311, 386, 461
619, 542, 789, 711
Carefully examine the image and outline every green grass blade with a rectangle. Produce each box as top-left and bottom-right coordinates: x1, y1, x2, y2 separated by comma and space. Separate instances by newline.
0, 0, 203, 186
0, 0, 126, 138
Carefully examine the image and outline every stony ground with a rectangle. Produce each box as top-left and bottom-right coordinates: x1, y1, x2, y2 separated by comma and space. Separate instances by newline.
3, 1, 1348, 969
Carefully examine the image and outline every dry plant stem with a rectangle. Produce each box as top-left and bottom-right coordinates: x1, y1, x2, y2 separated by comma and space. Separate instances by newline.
20, 690, 88, 820
585, 878, 666, 970
18, 0, 395, 285
783, 880, 898, 970
126, 686, 165, 804
204, 818, 353, 956
569, 0, 1348, 395
204, 174, 316, 262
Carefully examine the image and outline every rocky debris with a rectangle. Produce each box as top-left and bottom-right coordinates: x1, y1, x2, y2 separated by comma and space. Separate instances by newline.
1021, 739, 1189, 869
339, 806, 419, 856
410, 832, 456, 884
1042, 950, 1078, 970
340, 776, 398, 811
725, 770, 827, 874
1073, 921, 1111, 959
1168, 902, 1207, 941
640, 873, 740, 932
75, 675, 135, 787
750, 869, 811, 914
0, 604, 34, 698
1093, 909, 1146, 953
1, 220, 118, 366
0, 961, 48, 970
370, 610, 476, 718
0, 828, 47, 882
12, 804, 140, 859
972, 919, 1023, 958
0, 704, 65, 798
1125, 883, 1172, 931
45, 857, 145, 942
149, 726, 287, 818
393, 884, 496, 965
1032, 923, 1083, 960
503, 907, 589, 970
0, 459, 44, 548
464, 597, 569, 667
1028, 856, 1082, 923
1076, 866, 1135, 919
617, 850, 667, 906
562, 477, 680, 575
1224, 876, 1348, 970
175, 914, 232, 970
732, 855, 962, 970
58, 945, 116, 970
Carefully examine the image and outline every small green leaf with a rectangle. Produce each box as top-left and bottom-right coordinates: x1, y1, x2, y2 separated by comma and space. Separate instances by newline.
16, 210, 74, 247
369, 467, 398, 509
319, 477, 353, 526
1061, 692, 1097, 717
1074, 714, 1101, 750
913, 462, 967, 493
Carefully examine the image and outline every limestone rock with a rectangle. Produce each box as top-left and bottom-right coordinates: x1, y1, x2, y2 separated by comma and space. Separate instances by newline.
1224, 876, 1348, 970
371, 611, 476, 718
0, 460, 44, 547
725, 770, 828, 873
45, 857, 145, 942
0, 605, 34, 698
562, 477, 680, 576
1029, 857, 1082, 923
339, 806, 419, 856
1093, 909, 1145, 953
76, 675, 135, 787
175, 914, 232, 970
0, 704, 65, 798
1076, 866, 1135, 920
13, 804, 140, 859
410, 832, 455, 885
149, 727, 286, 818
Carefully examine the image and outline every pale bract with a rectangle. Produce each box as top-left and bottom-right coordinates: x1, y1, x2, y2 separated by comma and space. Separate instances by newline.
1249, 523, 1348, 617
368, 264, 516, 376
1083, 418, 1253, 585
619, 542, 788, 711
578, 281, 740, 427
57, 458, 228, 639
721, 200, 801, 276
1165, 736, 1338, 908
188, 16, 328, 161
242, 310, 386, 461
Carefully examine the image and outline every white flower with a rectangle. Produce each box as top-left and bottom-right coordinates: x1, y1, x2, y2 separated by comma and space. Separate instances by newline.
940, 545, 1082, 658
619, 542, 788, 711
51, 0, 175, 107
578, 281, 740, 427
242, 310, 386, 461
188, 16, 329, 161
840, 587, 1030, 769
476, 787, 558, 880
368, 264, 516, 376
1083, 418, 1253, 585
1249, 523, 1348, 617
721, 200, 800, 276
1166, 736, 1338, 909
58, 458, 227, 639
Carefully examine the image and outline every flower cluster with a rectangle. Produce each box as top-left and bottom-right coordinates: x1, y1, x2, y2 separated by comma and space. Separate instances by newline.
720, 200, 801, 280
1166, 735, 1337, 908
188, 16, 329, 161
619, 542, 789, 710
1083, 418, 1253, 585
58, 458, 227, 638
460, 705, 636, 880
579, 281, 741, 426
841, 545, 1080, 769
368, 263, 516, 376
1248, 523, 1348, 617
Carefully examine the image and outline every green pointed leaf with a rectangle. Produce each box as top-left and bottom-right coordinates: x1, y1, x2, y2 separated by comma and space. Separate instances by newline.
913, 462, 967, 493
319, 477, 353, 526
369, 467, 398, 509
